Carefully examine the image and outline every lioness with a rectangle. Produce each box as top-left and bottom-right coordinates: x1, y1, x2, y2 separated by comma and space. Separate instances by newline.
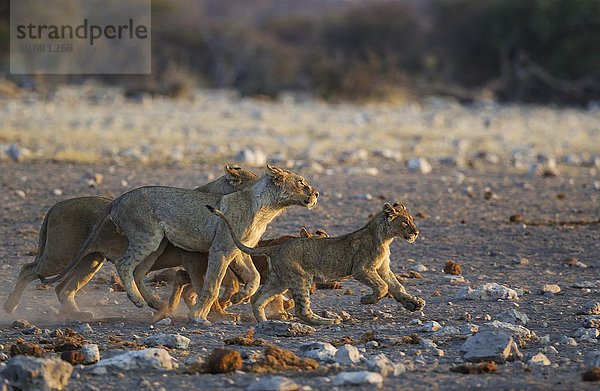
7, 165, 257, 318
208, 201, 426, 325
44, 165, 319, 323
165, 227, 329, 320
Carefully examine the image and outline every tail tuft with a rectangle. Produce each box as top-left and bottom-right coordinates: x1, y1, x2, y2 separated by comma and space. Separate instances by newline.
206, 205, 217, 214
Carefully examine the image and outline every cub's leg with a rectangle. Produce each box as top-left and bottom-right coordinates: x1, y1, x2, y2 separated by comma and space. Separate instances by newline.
227, 253, 260, 305
55, 254, 104, 320
4, 262, 40, 313
218, 268, 240, 309
288, 276, 338, 325
157, 269, 191, 319
182, 284, 197, 308
188, 250, 236, 323
265, 293, 293, 320
114, 237, 164, 308
353, 268, 388, 305
131, 239, 169, 311
378, 262, 425, 311
250, 275, 287, 322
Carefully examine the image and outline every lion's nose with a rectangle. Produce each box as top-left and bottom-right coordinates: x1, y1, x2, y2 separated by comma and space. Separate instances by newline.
314, 191, 319, 198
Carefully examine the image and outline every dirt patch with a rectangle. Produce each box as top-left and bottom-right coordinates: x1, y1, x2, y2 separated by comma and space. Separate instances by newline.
10, 339, 45, 357
224, 328, 268, 347
107, 335, 143, 350
444, 261, 462, 275
249, 345, 319, 373
39, 328, 89, 352
206, 348, 243, 374
450, 362, 497, 374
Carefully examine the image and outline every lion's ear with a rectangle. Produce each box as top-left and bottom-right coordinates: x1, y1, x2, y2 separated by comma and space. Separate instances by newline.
392, 201, 406, 210
383, 203, 397, 221
299, 227, 310, 238
224, 164, 242, 183
266, 164, 288, 183
315, 228, 329, 238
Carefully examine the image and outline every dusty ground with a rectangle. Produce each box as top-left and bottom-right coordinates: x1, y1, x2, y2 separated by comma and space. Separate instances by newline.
0, 159, 598, 390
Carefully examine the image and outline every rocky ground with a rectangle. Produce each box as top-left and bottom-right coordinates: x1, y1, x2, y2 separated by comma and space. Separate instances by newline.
0, 157, 598, 390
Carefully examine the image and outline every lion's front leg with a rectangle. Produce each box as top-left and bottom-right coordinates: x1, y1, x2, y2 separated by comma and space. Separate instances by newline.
228, 253, 260, 305
378, 261, 425, 312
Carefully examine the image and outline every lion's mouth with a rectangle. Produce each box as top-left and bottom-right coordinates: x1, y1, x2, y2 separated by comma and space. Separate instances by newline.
303, 197, 317, 208
405, 234, 418, 243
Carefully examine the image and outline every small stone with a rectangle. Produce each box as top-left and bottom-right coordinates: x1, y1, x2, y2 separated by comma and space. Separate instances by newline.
15, 189, 26, 198
332, 371, 383, 387
420, 321, 442, 332
366, 354, 405, 377
12, 319, 32, 329
410, 319, 422, 325
412, 264, 428, 273
206, 348, 242, 374
496, 309, 529, 326
512, 258, 530, 266
365, 341, 379, 349
87, 366, 108, 376
81, 344, 100, 364
584, 351, 600, 369
255, 321, 316, 337
77, 323, 93, 335
246, 376, 299, 391
575, 328, 599, 340
6, 144, 30, 162
443, 261, 461, 275
374, 149, 402, 161
539, 335, 551, 345
543, 346, 558, 355
53, 189, 63, 196
432, 348, 445, 357
154, 318, 172, 327
299, 342, 337, 363
460, 331, 522, 363
407, 157, 432, 174
92, 349, 174, 371
60, 351, 85, 365
352, 193, 373, 200
584, 316, 600, 329
541, 284, 561, 295
2, 356, 73, 391
143, 334, 190, 349
457, 283, 519, 301
335, 344, 362, 366
419, 339, 437, 349
564, 257, 587, 268
528, 353, 551, 366
0, 352, 8, 362
481, 321, 537, 346
560, 336, 578, 346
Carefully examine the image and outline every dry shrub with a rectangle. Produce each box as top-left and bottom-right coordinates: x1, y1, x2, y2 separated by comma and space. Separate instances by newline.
108, 335, 143, 350
224, 328, 268, 347
444, 261, 462, 275
249, 345, 318, 373
10, 338, 45, 357
207, 348, 243, 374
39, 328, 88, 352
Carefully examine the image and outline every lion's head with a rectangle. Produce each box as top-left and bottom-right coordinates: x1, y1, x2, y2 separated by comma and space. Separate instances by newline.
266, 164, 319, 209
382, 201, 419, 243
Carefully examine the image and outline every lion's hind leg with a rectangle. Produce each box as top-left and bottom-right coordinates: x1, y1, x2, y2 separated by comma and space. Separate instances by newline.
4, 262, 39, 313
250, 275, 287, 322
289, 277, 338, 326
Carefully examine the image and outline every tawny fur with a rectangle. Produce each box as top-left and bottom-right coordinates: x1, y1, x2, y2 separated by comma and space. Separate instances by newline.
6, 165, 257, 319
209, 202, 425, 325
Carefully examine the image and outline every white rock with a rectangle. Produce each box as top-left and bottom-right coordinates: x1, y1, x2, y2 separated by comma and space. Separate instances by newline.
93, 348, 174, 371
583, 351, 600, 369
432, 348, 445, 357
433, 326, 460, 337
496, 309, 529, 326
143, 333, 190, 349
457, 283, 519, 301
332, 371, 383, 387
374, 149, 402, 161
543, 346, 558, 355
335, 344, 362, 366
419, 339, 437, 349
81, 344, 100, 364
2, 356, 73, 390
407, 157, 432, 174
154, 318, 172, 326
366, 354, 405, 377
528, 353, 551, 366
420, 321, 442, 332
365, 341, 379, 349
235, 148, 267, 167
412, 264, 428, 272
77, 323, 94, 335
541, 284, 561, 295
584, 315, 600, 329
246, 376, 299, 391
255, 321, 316, 337
460, 331, 522, 363
481, 321, 537, 346
299, 342, 337, 363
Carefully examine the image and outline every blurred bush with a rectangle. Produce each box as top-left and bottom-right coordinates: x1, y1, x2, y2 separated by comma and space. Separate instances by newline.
2, 0, 599, 105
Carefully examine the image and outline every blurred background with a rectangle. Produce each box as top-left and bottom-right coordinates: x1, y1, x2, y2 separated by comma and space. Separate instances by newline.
1, 0, 599, 105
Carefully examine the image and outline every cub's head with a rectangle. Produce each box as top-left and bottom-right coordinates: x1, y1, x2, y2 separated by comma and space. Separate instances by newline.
225, 164, 259, 187
266, 164, 319, 209
382, 201, 419, 243
299, 227, 330, 238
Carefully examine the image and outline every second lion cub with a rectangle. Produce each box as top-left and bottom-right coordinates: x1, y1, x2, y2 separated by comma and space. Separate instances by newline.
208, 201, 426, 325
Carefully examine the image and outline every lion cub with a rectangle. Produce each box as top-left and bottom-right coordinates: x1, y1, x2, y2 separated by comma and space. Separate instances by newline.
208, 202, 426, 325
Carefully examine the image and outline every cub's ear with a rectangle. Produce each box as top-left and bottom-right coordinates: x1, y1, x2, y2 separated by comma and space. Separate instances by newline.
383, 203, 397, 221
299, 227, 310, 238
224, 164, 242, 183
266, 164, 289, 183
315, 228, 329, 238
392, 201, 406, 210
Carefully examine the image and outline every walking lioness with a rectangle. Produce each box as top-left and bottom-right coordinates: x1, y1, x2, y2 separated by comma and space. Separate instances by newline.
44, 165, 318, 323
208, 201, 426, 325
10, 165, 257, 318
